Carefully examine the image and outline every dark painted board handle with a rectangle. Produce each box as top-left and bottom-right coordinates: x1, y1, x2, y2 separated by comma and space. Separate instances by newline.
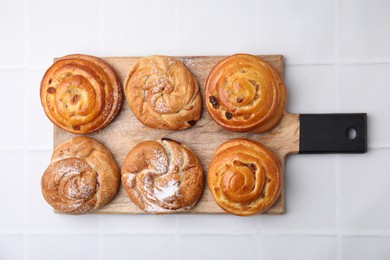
299, 113, 367, 153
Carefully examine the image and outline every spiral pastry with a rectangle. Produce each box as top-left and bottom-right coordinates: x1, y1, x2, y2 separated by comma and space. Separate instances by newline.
40, 54, 123, 134
208, 139, 282, 216
205, 54, 286, 133
121, 138, 204, 214
124, 56, 202, 130
41, 136, 120, 214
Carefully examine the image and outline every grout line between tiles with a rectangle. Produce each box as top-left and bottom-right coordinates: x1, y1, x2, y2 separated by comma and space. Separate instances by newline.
15, 229, 390, 236
177, 232, 339, 237
100, 230, 176, 235
173, 0, 179, 54
341, 232, 390, 237
26, 232, 101, 237
335, 154, 342, 259
99, 231, 176, 236
23, 0, 30, 258
334, 0, 342, 259
255, 0, 260, 49
286, 60, 390, 66
98, 216, 103, 260
175, 216, 180, 260
98, 0, 103, 56
178, 229, 258, 236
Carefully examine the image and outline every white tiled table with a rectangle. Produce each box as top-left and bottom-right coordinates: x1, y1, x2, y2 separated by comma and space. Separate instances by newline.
1, 0, 389, 259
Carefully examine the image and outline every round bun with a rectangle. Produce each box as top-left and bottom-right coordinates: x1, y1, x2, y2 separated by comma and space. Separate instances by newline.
205, 54, 286, 133
124, 55, 202, 130
41, 136, 120, 214
121, 138, 204, 214
208, 139, 282, 216
40, 54, 123, 134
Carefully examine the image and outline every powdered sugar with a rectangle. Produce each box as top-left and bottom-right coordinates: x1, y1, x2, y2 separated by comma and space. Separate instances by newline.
179, 57, 195, 68
154, 99, 170, 113
154, 179, 179, 202
55, 160, 83, 176
150, 149, 168, 174
66, 177, 94, 199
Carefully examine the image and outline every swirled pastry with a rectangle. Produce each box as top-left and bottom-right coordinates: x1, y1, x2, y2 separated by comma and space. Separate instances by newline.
208, 139, 282, 216
121, 138, 204, 214
205, 54, 286, 133
41, 136, 120, 214
124, 56, 202, 130
40, 54, 123, 134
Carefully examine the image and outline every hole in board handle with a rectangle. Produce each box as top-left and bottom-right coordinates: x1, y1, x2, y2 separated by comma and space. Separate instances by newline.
347, 127, 357, 140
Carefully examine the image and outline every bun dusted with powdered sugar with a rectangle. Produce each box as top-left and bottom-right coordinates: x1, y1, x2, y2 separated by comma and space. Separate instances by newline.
41, 136, 120, 214
121, 138, 204, 214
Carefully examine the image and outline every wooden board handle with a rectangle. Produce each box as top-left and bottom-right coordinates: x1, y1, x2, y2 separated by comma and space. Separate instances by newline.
299, 113, 367, 153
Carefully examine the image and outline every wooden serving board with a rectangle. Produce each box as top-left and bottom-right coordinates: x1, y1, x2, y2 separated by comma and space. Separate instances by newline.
54, 55, 300, 215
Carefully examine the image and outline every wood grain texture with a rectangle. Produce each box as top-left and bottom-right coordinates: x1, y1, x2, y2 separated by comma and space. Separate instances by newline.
53, 55, 300, 215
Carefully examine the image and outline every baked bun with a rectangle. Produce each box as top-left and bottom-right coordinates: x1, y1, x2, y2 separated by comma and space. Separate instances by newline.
121, 138, 204, 214
41, 136, 120, 214
124, 55, 202, 130
208, 139, 282, 216
40, 54, 122, 134
205, 54, 286, 133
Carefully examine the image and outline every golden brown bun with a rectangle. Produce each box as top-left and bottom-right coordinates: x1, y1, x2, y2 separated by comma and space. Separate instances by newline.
205, 54, 286, 133
41, 136, 120, 214
124, 55, 202, 130
121, 138, 204, 214
40, 54, 123, 134
208, 139, 282, 216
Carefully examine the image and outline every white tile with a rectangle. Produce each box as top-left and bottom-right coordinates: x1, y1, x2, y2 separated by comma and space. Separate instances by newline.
176, 0, 257, 55
100, 0, 176, 56
0, 0, 25, 68
0, 71, 25, 146
27, 235, 99, 260
177, 215, 256, 233
102, 235, 176, 260
338, 0, 390, 60
257, 0, 334, 64
0, 235, 23, 260
285, 65, 337, 113
178, 235, 257, 260
338, 65, 390, 148
28, 0, 100, 68
258, 155, 337, 232
0, 152, 24, 233
26, 151, 101, 232
260, 236, 336, 260
26, 70, 53, 149
341, 236, 390, 260
340, 149, 390, 232
101, 214, 175, 233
